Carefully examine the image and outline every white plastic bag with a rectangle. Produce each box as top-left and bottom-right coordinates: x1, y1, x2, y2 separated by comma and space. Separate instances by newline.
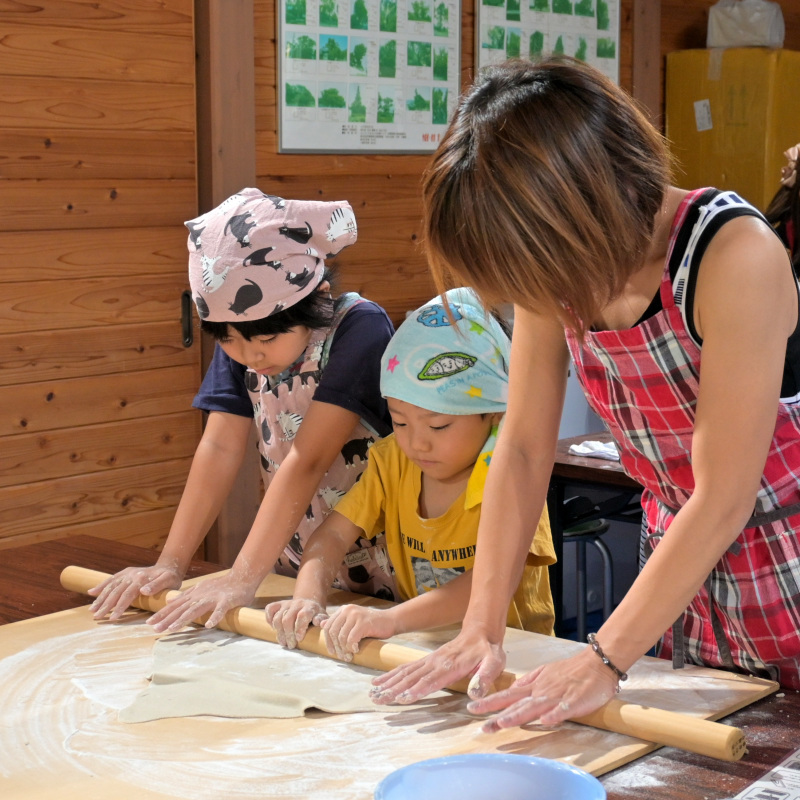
707, 0, 785, 48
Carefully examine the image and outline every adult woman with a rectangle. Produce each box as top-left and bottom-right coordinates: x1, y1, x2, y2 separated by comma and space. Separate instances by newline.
370, 56, 800, 730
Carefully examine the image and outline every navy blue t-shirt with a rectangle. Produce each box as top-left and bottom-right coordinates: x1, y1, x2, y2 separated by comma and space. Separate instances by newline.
192, 299, 394, 436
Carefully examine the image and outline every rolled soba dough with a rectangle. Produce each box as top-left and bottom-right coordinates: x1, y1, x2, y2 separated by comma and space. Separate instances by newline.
119, 628, 385, 722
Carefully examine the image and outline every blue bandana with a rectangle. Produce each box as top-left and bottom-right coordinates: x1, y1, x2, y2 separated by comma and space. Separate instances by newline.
380, 288, 510, 416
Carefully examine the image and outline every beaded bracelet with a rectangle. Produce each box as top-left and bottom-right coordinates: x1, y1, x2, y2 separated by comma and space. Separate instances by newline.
587, 633, 628, 685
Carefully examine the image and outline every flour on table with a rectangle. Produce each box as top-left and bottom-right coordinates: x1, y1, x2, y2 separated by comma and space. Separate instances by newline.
119, 628, 385, 722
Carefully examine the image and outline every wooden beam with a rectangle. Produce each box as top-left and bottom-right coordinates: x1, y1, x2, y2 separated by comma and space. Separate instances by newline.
631, 0, 662, 128
194, 0, 260, 566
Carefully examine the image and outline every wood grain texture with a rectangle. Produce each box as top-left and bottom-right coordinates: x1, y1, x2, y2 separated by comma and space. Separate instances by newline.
0, 130, 195, 180
0, 411, 200, 488
0, 509, 178, 553
0, 0, 199, 552
0, 0, 193, 34
0, 535, 215, 623
0, 458, 191, 540
0, 321, 197, 387
1, 274, 190, 332
0, 365, 198, 435
0, 226, 186, 281
0, 179, 196, 231
1, 76, 194, 131
0, 22, 195, 82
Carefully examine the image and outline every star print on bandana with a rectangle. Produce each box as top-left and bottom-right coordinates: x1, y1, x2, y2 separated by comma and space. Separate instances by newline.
387, 355, 400, 372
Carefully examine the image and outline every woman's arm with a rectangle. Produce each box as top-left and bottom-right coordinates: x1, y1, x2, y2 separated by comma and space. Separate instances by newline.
89, 411, 251, 619
470, 216, 797, 731
371, 308, 570, 703
147, 399, 364, 632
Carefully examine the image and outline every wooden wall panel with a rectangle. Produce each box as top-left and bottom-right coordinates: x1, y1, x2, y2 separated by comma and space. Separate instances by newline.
1, 77, 194, 131
0, 366, 199, 436
0, 131, 195, 181
0, 458, 191, 542
1, 274, 189, 331
0, 412, 198, 488
0, 0, 200, 552
0, 23, 195, 83
0, 227, 187, 281
0, 322, 196, 387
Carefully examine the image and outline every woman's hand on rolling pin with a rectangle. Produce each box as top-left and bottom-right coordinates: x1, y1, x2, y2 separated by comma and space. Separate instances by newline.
265, 598, 328, 649
89, 564, 183, 621
320, 605, 397, 662
370, 627, 506, 704
467, 646, 620, 732
146, 574, 256, 633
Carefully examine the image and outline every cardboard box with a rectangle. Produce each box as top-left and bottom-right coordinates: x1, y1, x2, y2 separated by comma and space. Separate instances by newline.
665, 48, 800, 211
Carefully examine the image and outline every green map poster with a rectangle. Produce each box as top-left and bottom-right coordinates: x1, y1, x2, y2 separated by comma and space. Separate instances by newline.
279, 0, 461, 152
477, 0, 619, 82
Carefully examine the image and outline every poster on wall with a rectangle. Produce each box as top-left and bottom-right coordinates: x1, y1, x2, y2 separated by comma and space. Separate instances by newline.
476, 0, 620, 83
278, 0, 462, 152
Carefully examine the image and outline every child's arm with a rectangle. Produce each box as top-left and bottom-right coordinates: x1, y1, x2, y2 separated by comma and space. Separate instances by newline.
321, 572, 473, 662
265, 510, 364, 648
89, 411, 252, 620
146, 399, 364, 632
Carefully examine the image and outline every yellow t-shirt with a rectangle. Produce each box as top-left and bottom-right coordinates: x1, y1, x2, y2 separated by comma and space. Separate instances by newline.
333, 434, 555, 635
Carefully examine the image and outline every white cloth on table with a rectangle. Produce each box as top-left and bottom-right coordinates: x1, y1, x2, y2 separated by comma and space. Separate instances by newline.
568, 440, 620, 461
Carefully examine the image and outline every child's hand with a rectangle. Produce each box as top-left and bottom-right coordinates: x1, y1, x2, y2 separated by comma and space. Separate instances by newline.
265, 599, 328, 649
89, 565, 183, 621
321, 604, 397, 662
146, 575, 256, 633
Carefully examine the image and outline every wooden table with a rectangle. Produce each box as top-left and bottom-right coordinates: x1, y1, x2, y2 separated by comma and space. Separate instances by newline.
2, 536, 798, 800
548, 432, 643, 635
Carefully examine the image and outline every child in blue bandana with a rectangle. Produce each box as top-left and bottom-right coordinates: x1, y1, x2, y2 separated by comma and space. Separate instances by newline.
266, 288, 555, 660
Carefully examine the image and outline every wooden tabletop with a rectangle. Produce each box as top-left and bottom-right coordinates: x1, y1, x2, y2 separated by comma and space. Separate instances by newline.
552, 432, 642, 490
0, 534, 220, 625
2, 535, 799, 799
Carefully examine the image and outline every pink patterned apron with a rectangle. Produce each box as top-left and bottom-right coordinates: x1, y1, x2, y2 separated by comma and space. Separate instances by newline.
565, 190, 800, 687
246, 292, 398, 601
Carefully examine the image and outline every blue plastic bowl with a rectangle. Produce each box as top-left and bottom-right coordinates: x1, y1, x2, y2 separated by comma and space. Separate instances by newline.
374, 754, 606, 800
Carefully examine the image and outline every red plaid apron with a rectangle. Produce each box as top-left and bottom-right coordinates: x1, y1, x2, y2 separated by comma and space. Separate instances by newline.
565, 190, 800, 687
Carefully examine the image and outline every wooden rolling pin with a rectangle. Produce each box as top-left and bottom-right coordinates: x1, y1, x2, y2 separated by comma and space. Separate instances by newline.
62, 565, 747, 762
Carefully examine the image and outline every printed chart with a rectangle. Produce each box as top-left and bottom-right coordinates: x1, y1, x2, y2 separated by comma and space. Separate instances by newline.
476, 0, 619, 82
279, 0, 461, 152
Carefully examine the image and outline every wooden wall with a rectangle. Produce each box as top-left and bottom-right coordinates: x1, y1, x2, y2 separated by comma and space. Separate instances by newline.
0, 1, 200, 551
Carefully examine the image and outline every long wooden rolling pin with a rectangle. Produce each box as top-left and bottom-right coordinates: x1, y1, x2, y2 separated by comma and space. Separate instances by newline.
61, 565, 747, 761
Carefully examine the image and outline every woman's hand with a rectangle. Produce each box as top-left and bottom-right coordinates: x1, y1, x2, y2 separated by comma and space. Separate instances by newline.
369, 628, 507, 704
265, 598, 328, 649
146, 574, 257, 633
89, 565, 184, 621
467, 646, 620, 732
320, 604, 397, 662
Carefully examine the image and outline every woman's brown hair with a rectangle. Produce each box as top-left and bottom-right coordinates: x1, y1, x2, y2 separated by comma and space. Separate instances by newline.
422, 56, 671, 335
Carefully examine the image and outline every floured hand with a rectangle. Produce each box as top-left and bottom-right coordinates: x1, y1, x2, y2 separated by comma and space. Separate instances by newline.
147, 574, 257, 633
265, 598, 328, 649
320, 604, 398, 662
89, 564, 183, 621
369, 628, 506, 704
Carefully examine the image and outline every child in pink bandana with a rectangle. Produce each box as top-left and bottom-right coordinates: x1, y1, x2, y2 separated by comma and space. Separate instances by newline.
90, 188, 397, 629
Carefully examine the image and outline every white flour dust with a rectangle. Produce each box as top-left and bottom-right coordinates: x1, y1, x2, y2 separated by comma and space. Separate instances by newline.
0, 619, 482, 799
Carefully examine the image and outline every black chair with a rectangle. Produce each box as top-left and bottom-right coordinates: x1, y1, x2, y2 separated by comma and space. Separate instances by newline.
562, 495, 614, 642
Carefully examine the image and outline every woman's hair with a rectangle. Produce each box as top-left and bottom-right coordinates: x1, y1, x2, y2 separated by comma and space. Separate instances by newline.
200, 269, 335, 340
422, 56, 672, 335
765, 181, 800, 272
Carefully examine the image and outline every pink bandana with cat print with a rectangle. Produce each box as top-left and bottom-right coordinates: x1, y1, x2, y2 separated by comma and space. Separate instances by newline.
186, 188, 358, 322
